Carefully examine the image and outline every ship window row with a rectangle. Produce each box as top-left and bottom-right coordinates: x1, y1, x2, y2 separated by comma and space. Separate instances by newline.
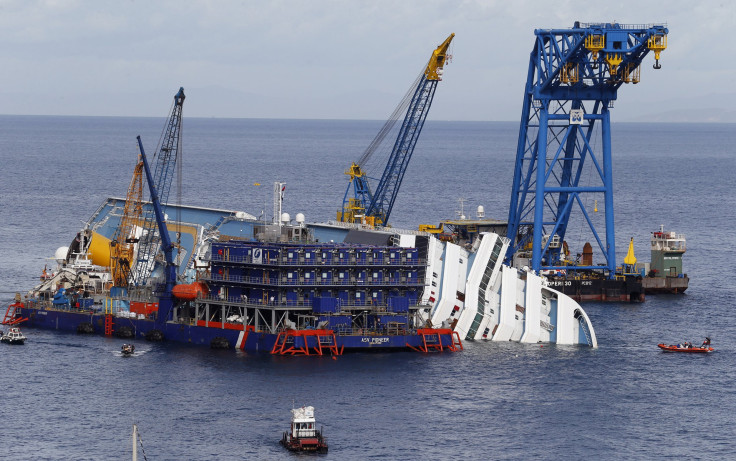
468, 238, 504, 338
468, 314, 484, 338
651, 241, 686, 251
210, 244, 420, 264
197, 285, 420, 309
207, 253, 425, 267
204, 274, 424, 287
208, 267, 420, 278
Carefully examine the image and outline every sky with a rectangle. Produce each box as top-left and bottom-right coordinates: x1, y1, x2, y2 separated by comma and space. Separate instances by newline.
1, 0, 735, 122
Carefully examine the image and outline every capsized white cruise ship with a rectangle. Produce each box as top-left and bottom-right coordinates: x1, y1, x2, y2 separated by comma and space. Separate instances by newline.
419, 231, 597, 347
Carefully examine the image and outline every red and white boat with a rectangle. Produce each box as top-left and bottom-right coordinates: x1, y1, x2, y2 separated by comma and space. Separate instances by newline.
658, 342, 713, 353
280, 406, 328, 453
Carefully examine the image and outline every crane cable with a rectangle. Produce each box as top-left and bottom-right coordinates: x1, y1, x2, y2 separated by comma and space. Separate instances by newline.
356, 68, 424, 169
176, 119, 183, 249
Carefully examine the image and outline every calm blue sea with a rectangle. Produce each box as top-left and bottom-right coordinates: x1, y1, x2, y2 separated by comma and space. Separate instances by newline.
1, 115, 735, 460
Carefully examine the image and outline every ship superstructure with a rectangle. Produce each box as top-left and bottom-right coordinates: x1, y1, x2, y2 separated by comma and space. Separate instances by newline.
641, 226, 688, 293
189, 224, 431, 350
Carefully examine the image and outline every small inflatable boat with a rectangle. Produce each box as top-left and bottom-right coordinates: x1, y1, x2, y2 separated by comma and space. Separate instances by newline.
658, 343, 713, 353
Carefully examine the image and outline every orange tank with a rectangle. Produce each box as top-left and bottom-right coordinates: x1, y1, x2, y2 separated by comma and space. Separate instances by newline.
172, 281, 209, 300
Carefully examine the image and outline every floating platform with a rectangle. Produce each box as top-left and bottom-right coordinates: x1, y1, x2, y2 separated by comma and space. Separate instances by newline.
642, 275, 689, 294
544, 273, 644, 303
15, 304, 462, 353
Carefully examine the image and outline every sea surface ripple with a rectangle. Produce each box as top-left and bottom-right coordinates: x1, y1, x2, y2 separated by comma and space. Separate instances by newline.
0, 116, 734, 459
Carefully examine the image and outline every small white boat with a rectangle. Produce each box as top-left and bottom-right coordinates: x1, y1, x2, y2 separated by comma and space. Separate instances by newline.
280, 406, 328, 453
1, 327, 27, 345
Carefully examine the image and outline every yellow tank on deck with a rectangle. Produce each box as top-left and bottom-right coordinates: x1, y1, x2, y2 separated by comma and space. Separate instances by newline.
87, 231, 112, 268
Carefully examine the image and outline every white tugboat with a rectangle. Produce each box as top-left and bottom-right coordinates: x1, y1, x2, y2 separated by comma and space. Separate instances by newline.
1, 327, 27, 345
280, 406, 328, 453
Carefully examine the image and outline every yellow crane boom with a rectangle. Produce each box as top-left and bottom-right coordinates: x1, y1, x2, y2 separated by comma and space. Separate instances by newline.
110, 158, 144, 287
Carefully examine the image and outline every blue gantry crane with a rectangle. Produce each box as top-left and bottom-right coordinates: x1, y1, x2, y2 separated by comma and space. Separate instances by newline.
130, 87, 185, 287
337, 34, 454, 227
505, 22, 668, 275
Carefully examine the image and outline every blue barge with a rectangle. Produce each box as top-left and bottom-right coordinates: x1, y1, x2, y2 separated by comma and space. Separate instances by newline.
16, 304, 459, 353
8, 200, 463, 354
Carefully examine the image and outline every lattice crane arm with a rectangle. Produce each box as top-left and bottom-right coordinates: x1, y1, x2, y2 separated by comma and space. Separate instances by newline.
130, 87, 185, 287
110, 158, 144, 287
338, 34, 454, 227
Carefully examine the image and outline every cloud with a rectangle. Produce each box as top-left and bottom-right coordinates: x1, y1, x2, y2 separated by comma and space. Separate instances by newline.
0, 0, 733, 121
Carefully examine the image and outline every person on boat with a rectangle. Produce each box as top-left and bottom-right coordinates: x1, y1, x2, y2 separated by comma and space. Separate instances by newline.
702, 337, 711, 347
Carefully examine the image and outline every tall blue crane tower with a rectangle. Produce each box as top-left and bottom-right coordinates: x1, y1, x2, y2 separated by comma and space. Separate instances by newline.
338, 34, 454, 227
505, 22, 668, 276
130, 87, 185, 287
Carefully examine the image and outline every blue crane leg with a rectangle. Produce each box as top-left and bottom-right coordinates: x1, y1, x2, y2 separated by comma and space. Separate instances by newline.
531, 107, 549, 272
601, 107, 616, 277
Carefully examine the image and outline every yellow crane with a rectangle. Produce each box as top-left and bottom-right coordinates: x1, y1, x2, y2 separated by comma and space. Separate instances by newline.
338, 34, 454, 227
110, 158, 144, 287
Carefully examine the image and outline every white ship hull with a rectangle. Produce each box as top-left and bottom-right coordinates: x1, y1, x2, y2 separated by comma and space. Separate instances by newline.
420, 232, 597, 348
